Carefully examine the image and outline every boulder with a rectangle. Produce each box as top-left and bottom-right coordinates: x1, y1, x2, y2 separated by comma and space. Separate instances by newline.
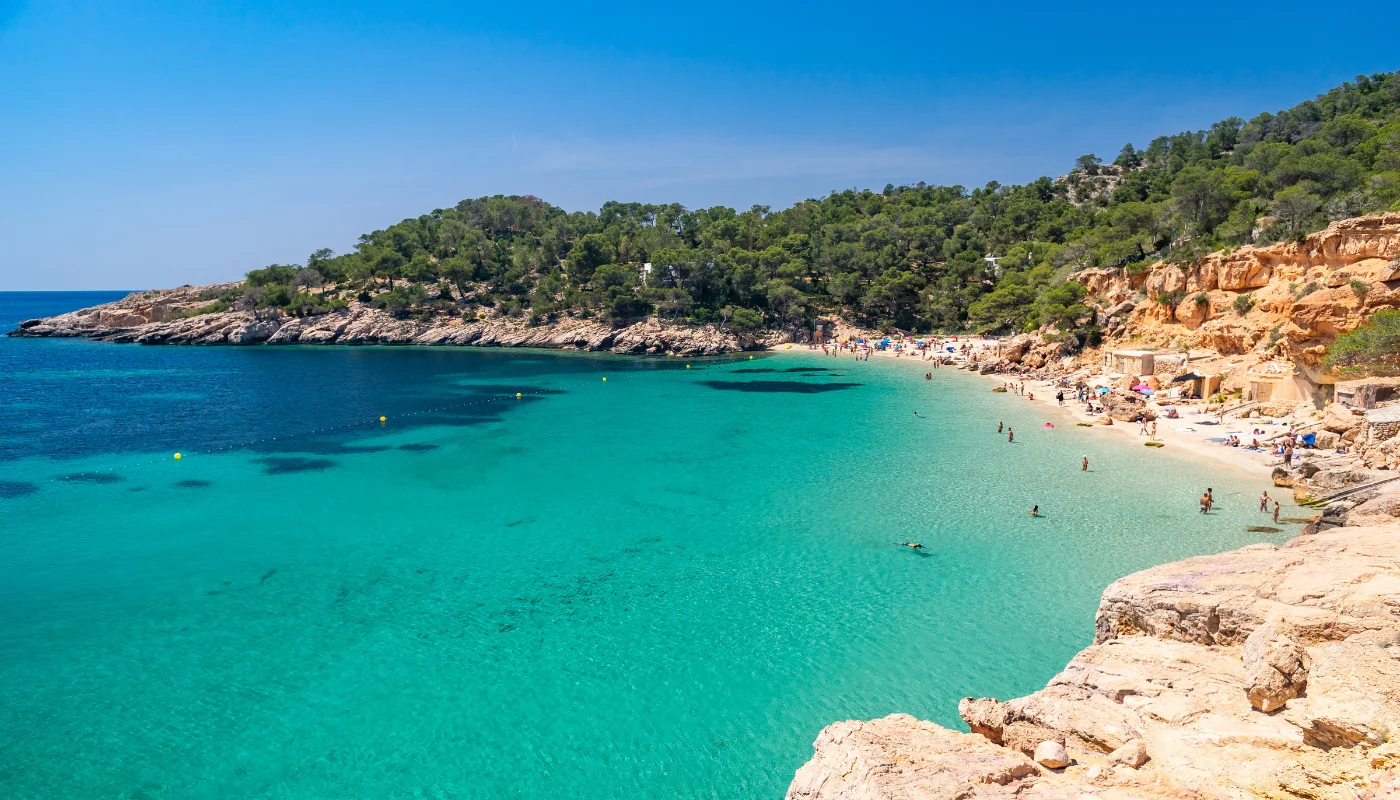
1323, 403, 1364, 433
1241, 620, 1310, 712
1101, 391, 1150, 422
1104, 300, 1136, 320
1346, 489, 1400, 527
1032, 740, 1069, 769
1308, 468, 1372, 494
1272, 467, 1296, 488
1314, 430, 1340, 450
1107, 739, 1148, 768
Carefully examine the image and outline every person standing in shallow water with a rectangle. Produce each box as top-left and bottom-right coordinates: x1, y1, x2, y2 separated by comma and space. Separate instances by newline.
998, 421, 1003, 433
1007, 428, 1014, 443
1273, 500, 1281, 523
1082, 456, 1089, 471
1200, 491, 1210, 513
1030, 505, 1039, 517
1260, 491, 1271, 512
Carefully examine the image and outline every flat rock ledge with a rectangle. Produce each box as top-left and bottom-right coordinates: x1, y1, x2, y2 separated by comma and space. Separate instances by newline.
787, 524, 1400, 800
8, 286, 749, 356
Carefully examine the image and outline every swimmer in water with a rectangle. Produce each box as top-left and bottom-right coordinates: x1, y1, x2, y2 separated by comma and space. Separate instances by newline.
1030, 505, 1039, 517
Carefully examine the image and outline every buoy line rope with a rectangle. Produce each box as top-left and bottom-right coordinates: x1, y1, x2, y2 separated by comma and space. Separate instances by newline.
41, 357, 753, 483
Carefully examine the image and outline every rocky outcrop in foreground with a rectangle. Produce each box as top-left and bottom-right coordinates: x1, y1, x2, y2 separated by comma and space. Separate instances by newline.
8, 284, 748, 356
787, 525, 1400, 800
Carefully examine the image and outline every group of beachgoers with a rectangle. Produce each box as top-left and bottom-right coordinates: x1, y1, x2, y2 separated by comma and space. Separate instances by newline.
1259, 490, 1283, 522
1196, 488, 1283, 521
815, 336, 991, 365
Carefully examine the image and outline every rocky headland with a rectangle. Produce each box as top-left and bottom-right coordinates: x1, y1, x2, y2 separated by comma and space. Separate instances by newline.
787, 523, 1400, 800
8, 284, 749, 356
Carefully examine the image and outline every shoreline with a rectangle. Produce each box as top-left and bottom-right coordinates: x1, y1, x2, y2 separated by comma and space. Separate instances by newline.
768, 342, 1275, 481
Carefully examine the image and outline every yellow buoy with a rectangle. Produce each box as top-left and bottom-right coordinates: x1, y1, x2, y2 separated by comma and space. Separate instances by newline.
686, 364, 691, 369
516, 392, 522, 398
173, 453, 182, 460
602, 377, 607, 382
749, 355, 754, 359
379, 416, 386, 423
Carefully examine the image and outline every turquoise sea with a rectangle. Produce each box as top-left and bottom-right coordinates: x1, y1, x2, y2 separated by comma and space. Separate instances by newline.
0, 293, 1290, 799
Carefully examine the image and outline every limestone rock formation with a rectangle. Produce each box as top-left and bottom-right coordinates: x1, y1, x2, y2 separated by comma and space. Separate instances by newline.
1070, 213, 1400, 380
9, 287, 746, 356
788, 525, 1400, 800
785, 714, 1041, 800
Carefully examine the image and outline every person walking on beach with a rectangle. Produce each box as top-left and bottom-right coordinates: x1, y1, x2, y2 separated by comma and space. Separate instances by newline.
1150, 421, 1158, 441
1260, 491, 1271, 512
1283, 444, 1294, 467
1082, 456, 1089, 471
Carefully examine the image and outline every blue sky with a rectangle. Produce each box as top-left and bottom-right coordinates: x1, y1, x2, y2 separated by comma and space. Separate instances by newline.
2, 1, 1397, 290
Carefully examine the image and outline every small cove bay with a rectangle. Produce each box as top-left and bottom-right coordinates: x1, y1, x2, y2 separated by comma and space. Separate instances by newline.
0, 293, 1289, 799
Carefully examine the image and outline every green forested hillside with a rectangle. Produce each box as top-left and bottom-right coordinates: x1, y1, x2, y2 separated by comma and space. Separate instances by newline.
219, 72, 1400, 337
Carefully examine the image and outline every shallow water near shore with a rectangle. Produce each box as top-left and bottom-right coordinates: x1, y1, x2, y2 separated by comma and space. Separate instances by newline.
0, 293, 1290, 799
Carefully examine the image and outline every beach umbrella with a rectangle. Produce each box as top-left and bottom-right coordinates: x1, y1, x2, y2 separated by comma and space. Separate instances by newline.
1096, 387, 1110, 394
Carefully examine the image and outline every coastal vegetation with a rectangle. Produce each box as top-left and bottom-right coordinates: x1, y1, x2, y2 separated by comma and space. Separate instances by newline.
220, 72, 1399, 338
1326, 309, 1400, 375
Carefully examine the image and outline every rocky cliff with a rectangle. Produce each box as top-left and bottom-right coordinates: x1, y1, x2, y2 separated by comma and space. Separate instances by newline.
8, 284, 747, 356
1074, 213, 1400, 381
787, 524, 1400, 800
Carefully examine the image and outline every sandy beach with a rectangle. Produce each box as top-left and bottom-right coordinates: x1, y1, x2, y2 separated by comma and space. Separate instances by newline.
770, 341, 1281, 479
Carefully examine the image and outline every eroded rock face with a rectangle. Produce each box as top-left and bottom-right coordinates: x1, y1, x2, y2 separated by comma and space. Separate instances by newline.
790, 525, 1400, 800
1070, 213, 1400, 370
